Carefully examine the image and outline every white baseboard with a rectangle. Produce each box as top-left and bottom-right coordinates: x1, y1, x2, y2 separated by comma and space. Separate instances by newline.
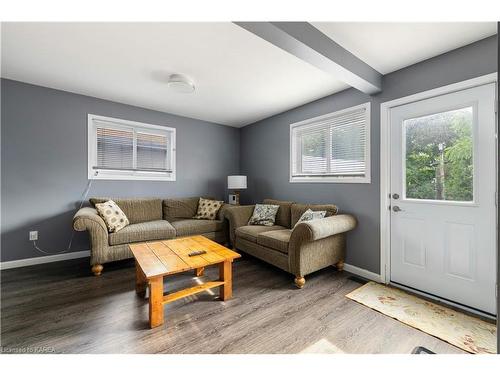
0, 250, 90, 270
0, 252, 383, 281
344, 263, 382, 283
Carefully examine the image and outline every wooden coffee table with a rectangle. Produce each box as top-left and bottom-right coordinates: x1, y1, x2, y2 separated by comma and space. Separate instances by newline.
129, 235, 241, 328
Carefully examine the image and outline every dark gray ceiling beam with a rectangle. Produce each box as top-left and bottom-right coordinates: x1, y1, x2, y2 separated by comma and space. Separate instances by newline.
235, 22, 382, 94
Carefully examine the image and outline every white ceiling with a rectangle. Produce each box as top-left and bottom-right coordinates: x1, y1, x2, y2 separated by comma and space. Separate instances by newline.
1, 22, 347, 127
312, 22, 497, 74
1, 22, 497, 127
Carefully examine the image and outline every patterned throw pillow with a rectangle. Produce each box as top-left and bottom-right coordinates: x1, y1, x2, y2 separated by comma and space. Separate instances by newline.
294, 209, 327, 228
248, 204, 280, 226
95, 200, 130, 233
193, 198, 224, 220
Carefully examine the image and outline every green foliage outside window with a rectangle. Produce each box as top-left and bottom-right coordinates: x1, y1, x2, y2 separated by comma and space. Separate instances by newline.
405, 107, 473, 202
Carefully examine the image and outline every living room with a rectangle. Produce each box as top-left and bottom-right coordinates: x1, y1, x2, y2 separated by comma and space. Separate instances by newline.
1, 0, 499, 372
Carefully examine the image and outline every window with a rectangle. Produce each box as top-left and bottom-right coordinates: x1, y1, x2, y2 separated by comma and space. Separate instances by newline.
88, 114, 176, 181
404, 106, 473, 202
290, 103, 370, 183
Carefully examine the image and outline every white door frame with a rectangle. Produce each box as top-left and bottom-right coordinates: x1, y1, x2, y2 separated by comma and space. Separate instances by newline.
380, 72, 498, 284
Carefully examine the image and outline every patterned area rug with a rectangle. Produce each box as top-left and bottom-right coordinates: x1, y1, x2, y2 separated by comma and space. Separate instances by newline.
346, 282, 497, 354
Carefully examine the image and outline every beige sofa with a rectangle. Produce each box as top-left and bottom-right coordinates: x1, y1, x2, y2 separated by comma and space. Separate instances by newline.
224, 199, 357, 288
73, 197, 228, 275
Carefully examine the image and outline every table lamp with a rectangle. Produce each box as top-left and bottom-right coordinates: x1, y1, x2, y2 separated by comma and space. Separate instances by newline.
227, 175, 247, 205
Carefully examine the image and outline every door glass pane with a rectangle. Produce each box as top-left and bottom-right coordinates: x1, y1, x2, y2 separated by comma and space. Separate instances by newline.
404, 107, 473, 201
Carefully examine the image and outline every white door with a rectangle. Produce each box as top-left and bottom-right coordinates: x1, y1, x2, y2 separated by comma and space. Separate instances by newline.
390, 83, 497, 315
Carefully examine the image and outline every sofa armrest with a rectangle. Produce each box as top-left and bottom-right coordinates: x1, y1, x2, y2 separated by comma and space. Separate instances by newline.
217, 203, 230, 221
73, 207, 107, 232
291, 214, 357, 242
288, 214, 357, 276
73, 207, 110, 265
223, 205, 255, 245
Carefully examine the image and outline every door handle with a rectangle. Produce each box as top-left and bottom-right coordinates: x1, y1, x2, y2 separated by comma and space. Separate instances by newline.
392, 205, 403, 212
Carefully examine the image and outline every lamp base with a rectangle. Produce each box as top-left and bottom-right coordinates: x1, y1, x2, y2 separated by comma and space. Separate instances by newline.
229, 191, 241, 205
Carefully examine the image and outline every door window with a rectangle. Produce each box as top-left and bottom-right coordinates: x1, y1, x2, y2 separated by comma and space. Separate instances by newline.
403, 106, 474, 202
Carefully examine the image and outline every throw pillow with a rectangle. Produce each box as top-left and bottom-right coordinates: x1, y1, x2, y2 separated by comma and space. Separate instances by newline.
248, 204, 280, 226
294, 209, 327, 228
193, 198, 224, 220
95, 200, 130, 233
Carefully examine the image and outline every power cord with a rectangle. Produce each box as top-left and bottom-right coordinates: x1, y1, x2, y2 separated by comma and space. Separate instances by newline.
33, 172, 97, 255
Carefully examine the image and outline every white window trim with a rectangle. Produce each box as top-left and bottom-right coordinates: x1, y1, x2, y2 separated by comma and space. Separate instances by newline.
289, 102, 371, 184
87, 114, 176, 181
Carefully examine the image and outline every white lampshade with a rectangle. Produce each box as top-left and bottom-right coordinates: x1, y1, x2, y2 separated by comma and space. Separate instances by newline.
228, 175, 247, 190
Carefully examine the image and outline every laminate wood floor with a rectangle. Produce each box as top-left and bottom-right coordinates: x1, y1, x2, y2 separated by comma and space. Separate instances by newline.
1, 255, 466, 354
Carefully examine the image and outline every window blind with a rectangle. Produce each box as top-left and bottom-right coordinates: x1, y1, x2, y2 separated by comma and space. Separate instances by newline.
96, 126, 134, 170
94, 121, 171, 173
136, 131, 169, 172
291, 106, 367, 178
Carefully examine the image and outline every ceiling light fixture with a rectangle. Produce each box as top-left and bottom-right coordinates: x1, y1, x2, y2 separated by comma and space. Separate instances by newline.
167, 73, 195, 94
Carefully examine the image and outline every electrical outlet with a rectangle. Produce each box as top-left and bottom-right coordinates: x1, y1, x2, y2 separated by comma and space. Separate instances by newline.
29, 231, 38, 241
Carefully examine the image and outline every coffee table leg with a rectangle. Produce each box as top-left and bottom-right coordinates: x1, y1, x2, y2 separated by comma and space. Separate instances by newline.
194, 267, 205, 277
135, 261, 147, 297
219, 260, 232, 301
149, 276, 164, 328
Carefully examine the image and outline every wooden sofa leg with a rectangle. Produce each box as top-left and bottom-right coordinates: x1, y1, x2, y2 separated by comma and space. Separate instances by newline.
294, 276, 306, 289
92, 264, 103, 276
336, 260, 345, 272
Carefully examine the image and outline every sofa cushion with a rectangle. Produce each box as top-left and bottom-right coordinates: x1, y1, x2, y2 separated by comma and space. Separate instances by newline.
235, 225, 286, 243
193, 198, 224, 220
248, 204, 280, 226
108, 220, 175, 246
171, 219, 225, 237
90, 197, 162, 224
294, 209, 327, 228
257, 229, 292, 254
95, 200, 130, 233
263, 199, 294, 228
163, 197, 214, 221
291, 203, 338, 227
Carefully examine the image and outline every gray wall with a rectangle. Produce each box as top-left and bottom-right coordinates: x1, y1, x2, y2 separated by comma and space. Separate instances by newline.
1, 35, 497, 267
1, 79, 240, 262
240, 35, 498, 274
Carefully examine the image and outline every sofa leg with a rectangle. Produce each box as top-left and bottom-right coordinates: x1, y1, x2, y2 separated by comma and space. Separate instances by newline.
294, 276, 306, 289
92, 264, 103, 276
336, 260, 345, 272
